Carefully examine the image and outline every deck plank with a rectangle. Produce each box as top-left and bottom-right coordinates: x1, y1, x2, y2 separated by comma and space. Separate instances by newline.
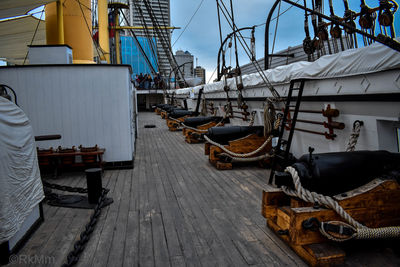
13, 112, 400, 267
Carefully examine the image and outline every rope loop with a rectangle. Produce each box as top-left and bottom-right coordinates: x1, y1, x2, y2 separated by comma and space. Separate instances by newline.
281, 166, 400, 241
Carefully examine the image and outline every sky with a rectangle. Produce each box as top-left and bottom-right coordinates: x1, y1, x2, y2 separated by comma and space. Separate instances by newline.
170, 0, 400, 82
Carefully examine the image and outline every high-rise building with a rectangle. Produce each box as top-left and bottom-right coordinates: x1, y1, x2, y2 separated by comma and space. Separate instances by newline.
126, 0, 172, 76
194, 66, 206, 84
175, 50, 194, 79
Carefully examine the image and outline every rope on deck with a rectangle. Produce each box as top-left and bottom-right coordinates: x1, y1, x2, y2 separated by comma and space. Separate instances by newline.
282, 166, 400, 241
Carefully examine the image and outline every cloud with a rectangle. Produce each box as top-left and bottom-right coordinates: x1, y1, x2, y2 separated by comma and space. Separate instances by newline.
171, 0, 400, 83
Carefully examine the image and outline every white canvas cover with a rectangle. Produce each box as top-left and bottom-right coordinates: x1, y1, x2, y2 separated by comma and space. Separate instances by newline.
174, 40, 400, 95
0, 97, 44, 243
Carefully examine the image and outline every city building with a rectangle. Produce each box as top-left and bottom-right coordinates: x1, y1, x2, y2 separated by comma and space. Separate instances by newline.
174, 50, 194, 79
194, 66, 206, 84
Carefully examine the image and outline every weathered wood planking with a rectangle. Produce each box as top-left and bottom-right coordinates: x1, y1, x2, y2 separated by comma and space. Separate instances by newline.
12, 112, 400, 267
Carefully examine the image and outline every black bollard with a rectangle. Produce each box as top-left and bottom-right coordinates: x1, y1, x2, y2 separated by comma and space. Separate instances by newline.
85, 168, 102, 204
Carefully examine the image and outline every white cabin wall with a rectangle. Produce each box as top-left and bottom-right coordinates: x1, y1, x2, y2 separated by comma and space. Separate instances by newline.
0, 65, 135, 162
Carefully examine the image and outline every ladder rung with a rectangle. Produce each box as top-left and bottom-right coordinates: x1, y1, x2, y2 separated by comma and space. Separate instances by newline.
291, 88, 300, 90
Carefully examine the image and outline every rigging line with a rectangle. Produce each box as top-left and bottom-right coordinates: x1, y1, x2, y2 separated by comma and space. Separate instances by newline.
142, 0, 186, 84
23, 9, 44, 65
157, 0, 172, 45
141, 0, 174, 63
156, 0, 170, 68
208, 66, 218, 84
217, 5, 256, 66
141, 2, 176, 75
218, 4, 279, 98
229, 0, 240, 71
76, 0, 104, 61
172, 0, 205, 47
132, 1, 159, 69
255, 0, 300, 26
140, 3, 170, 63
120, 10, 157, 74
216, 0, 224, 46
269, 0, 282, 66
142, 0, 171, 52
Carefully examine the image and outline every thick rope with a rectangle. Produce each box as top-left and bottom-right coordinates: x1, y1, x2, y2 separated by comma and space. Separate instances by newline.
345, 120, 363, 152
203, 117, 280, 158
281, 166, 400, 240
263, 101, 276, 137
219, 153, 271, 162
204, 134, 273, 158
282, 167, 364, 229
248, 111, 256, 126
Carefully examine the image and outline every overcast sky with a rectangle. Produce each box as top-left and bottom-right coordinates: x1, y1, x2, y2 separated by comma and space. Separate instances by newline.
170, 0, 400, 82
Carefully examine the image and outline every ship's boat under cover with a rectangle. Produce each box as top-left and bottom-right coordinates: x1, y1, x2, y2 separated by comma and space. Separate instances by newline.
0, 97, 44, 243
172, 38, 400, 96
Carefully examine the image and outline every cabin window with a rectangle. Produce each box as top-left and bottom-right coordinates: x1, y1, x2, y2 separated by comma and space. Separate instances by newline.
377, 120, 400, 152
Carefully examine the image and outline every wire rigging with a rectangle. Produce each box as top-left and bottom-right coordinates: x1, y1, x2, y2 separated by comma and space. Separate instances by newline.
217, 0, 280, 99
172, 0, 205, 47
76, 0, 105, 61
131, 1, 160, 70
141, 0, 187, 86
269, 1, 282, 66
255, 0, 300, 26
23, 9, 45, 65
120, 10, 157, 74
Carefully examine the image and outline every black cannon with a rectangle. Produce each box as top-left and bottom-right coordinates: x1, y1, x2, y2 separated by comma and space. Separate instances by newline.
183, 116, 229, 128
168, 109, 198, 119
182, 116, 230, 144
206, 126, 264, 145
275, 150, 400, 196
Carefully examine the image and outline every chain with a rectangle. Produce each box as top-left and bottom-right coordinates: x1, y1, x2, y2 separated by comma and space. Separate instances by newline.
42, 181, 88, 194
62, 188, 110, 267
42, 180, 110, 266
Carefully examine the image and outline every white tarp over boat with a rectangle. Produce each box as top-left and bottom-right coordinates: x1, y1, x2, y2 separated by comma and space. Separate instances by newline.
175, 40, 400, 95
0, 97, 44, 243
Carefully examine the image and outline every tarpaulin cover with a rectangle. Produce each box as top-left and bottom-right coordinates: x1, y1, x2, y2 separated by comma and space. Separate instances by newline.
174, 39, 400, 95
0, 97, 44, 243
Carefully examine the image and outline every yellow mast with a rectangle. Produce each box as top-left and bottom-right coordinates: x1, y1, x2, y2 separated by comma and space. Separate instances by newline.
56, 0, 64, 44
45, 0, 94, 63
98, 0, 110, 63
114, 10, 121, 64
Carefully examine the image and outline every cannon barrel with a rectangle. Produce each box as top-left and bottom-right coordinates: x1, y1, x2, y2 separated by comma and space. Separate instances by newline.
169, 110, 198, 119
206, 126, 264, 145
275, 150, 400, 196
183, 116, 229, 128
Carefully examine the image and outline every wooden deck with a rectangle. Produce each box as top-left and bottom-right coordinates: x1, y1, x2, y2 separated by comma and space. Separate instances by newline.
11, 112, 400, 266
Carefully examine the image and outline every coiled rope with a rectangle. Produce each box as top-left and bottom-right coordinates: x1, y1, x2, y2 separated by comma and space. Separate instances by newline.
281, 166, 400, 241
